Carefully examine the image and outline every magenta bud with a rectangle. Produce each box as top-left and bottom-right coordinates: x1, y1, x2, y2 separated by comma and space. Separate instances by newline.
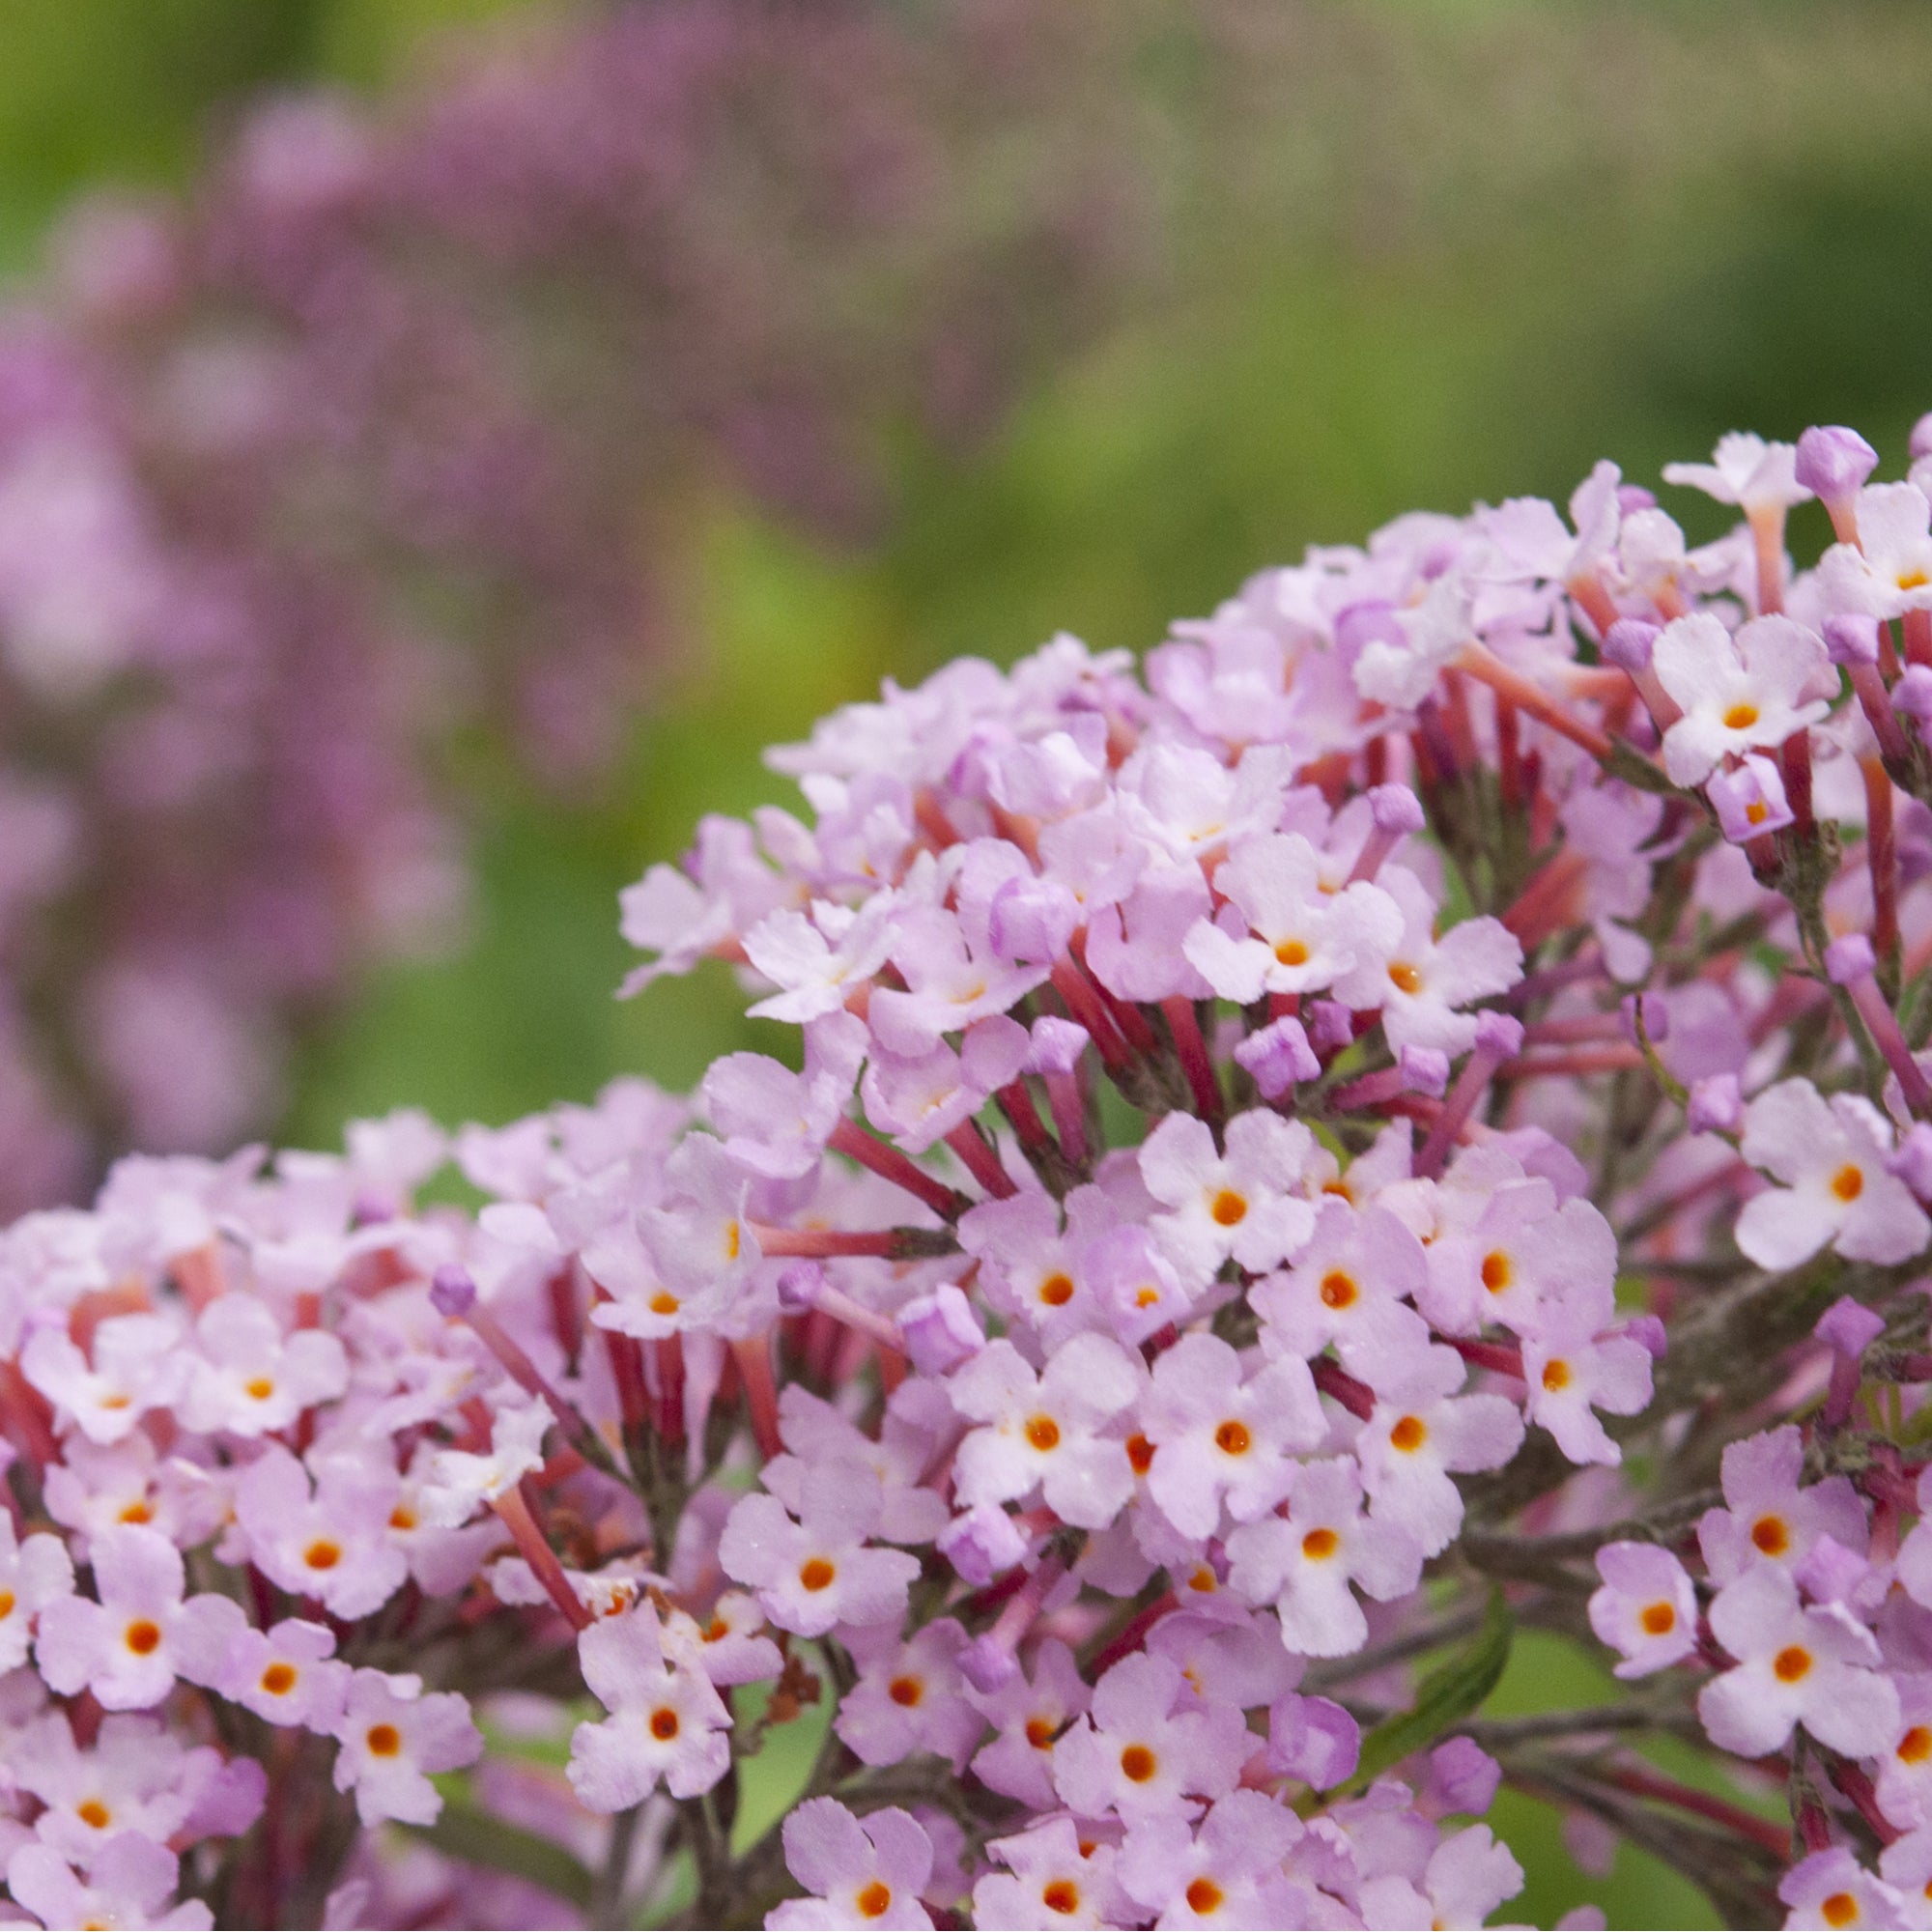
1367, 783, 1425, 836
1621, 1314, 1668, 1361
1398, 1045, 1451, 1097
956, 1633, 1021, 1694
429, 1264, 477, 1319
1601, 618, 1662, 675
937, 1504, 1028, 1587
1424, 1736, 1503, 1817
898, 1283, 983, 1376
1305, 1000, 1356, 1054
1816, 1295, 1885, 1358
1687, 1072, 1743, 1135
1266, 1692, 1360, 1791
775, 1261, 826, 1315
1795, 424, 1878, 505
1794, 1533, 1870, 1607
1026, 1015, 1090, 1077
1889, 1123, 1932, 1200
1823, 613, 1883, 667
351, 1187, 397, 1229
1896, 665, 1932, 725
1615, 483, 1657, 516
1618, 994, 1668, 1049
1707, 753, 1794, 844
1472, 1010, 1525, 1060
1824, 933, 1878, 986
987, 875, 1077, 965
1234, 1016, 1320, 1099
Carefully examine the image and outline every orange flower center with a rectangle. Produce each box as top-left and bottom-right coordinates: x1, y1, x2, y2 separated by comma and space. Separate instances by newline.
1639, 1603, 1676, 1637
304, 1540, 341, 1571
650, 1292, 680, 1316
1390, 1415, 1427, 1453
857, 1882, 892, 1918
1026, 1414, 1062, 1452
1301, 1527, 1339, 1560
1126, 1433, 1155, 1474
1320, 1270, 1358, 1310
1388, 961, 1423, 995
366, 1723, 402, 1756
798, 1558, 836, 1593
1120, 1744, 1157, 1782
1833, 1164, 1864, 1203
1026, 1716, 1058, 1749
1481, 1251, 1512, 1293
1210, 1189, 1248, 1227
1822, 1891, 1860, 1928
1214, 1419, 1252, 1456
1038, 1272, 1075, 1307
1751, 1515, 1790, 1556
261, 1662, 298, 1696
244, 1377, 274, 1402
650, 1708, 680, 1741
124, 1620, 160, 1656
1274, 939, 1310, 967
1722, 701, 1759, 731
1900, 1725, 1932, 1764
1041, 1881, 1081, 1916
1541, 1359, 1571, 1392
76, 1801, 110, 1831
1774, 1644, 1812, 1684
889, 1676, 923, 1708
1186, 1878, 1225, 1914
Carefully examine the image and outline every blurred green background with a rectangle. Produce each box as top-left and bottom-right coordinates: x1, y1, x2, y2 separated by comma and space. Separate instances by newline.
7, 2, 1927, 1921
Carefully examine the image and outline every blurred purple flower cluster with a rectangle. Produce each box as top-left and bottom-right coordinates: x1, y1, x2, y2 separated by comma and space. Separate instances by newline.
0, 0, 1146, 1209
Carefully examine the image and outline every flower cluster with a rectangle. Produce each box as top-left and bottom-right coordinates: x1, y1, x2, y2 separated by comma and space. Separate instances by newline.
14, 420, 1932, 1925
0, 0, 1143, 1209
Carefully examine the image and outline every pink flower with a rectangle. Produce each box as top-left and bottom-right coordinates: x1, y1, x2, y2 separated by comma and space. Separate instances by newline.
1225, 1457, 1423, 1659
1652, 612, 1832, 785
567, 1605, 731, 1810
1117, 1789, 1307, 1927
1183, 833, 1402, 1003
971, 1818, 1131, 1931
329, 1668, 481, 1827
1697, 1563, 1899, 1760
948, 1334, 1141, 1531
1737, 1080, 1930, 1270
1254, 1199, 1435, 1386
769, 1798, 934, 1931
21, 1313, 185, 1445
1050, 1652, 1248, 1825
1139, 1331, 1324, 1539
836, 1618, 984, 1772
35, 1523, 244, 1712
8, 1833, 212, 1932
1587, 1543, 1698, 1678
1141, 1109, 1318, 1284
178, 1294, 348, 1436
233, 1443, 408, 1618
1521, 1311, 1654, 1468
217, 1618, 351, 1731
1328, 867, 1521, 1058
719, 1463, 921, 1637
1698, 1428, 1868, 1587
964, 1636, 1091, 1811
1356, 1351, 1523, 1556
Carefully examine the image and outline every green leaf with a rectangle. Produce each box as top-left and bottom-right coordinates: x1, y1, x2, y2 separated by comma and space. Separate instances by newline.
1604, 739, 1680, 797
1347, 1590, 1514, 1793
402, 1800, 595, 1911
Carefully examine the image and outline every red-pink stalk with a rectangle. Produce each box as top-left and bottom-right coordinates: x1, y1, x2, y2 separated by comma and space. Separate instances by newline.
494, 1481, 592, 1632
944, 1122, 1017, 1199
731, 1333, 782, 1460
828, 1117, 969, 1219
1160, 996, 1223, 1122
